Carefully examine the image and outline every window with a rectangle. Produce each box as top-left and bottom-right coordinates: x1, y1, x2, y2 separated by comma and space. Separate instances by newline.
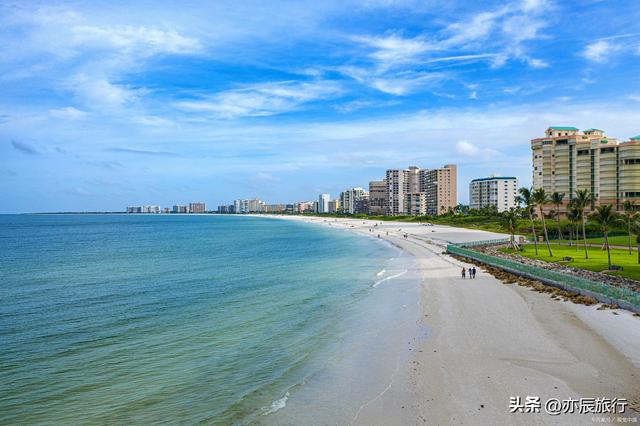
577, 149, 589, 156
624, 159, 640, 165
542, 140, 552, 145
600, 147, 615, 154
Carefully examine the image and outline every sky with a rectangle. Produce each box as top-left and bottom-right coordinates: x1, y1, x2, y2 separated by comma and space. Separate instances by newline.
1, 0, 640, 213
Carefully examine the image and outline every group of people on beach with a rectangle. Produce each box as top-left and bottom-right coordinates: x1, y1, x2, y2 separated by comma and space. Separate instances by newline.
461, 267, 477, 279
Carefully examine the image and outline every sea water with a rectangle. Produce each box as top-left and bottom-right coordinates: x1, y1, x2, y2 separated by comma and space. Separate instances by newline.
0, 214, 421, 424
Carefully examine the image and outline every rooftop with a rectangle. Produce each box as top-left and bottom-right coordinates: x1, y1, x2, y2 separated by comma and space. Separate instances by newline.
631, 135, 640, 141
584, 128, 603, 132
549, 126, 579, 131
471, 176, 517, 182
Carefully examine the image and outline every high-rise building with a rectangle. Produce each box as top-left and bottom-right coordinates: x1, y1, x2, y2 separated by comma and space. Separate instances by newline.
339, 187, 368, 214
385, 167, 420, 215
469, 176, 518, 212
531, 127, 640, 211
318, 193, 330, 213
421, 164, 457, 215
173, 205, 188, 213
263, 204, 287, 213
189, 202, 206, 213
407, 192, 427, 216
328, 199, 340, 213
232, 199, 264, 213
296, 201, 315, 213
368, 180, 388, 215
384, 165, 457, 216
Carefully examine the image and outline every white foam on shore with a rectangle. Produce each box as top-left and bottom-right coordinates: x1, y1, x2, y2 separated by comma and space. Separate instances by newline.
264, 392, 289, 415
372, 270, 407, 288
376, 269, 386, 277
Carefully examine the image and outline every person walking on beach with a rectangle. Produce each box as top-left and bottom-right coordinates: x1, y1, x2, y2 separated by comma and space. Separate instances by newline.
472, 267, 477, 279
468, 267, 472, 278
461, 267, 466, 279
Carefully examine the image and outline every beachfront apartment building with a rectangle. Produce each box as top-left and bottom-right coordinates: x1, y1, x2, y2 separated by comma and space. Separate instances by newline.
189, 202, 206, 213
232, 199, 265, 213
340, 187, 368, 214
295, 201, 316, 213
318, 193, 330, 213
384, 164, 457, 216
328, 199, 340, 213
532, 127, 640, 212
262, 204, 287, 213
368, 180, 388, 215
469, 176, 518, 212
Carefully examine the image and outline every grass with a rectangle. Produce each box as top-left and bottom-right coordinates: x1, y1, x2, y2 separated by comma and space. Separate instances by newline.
551, 235, 634, 247
500, 243, 640, 281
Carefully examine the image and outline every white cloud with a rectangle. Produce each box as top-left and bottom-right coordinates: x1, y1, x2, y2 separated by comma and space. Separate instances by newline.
526, 57, 548, 68
456, 141, 479, 156
370, 73, 443, 95
68, 74, 139, 108
520, 0, 549, 13
582, 40, 618, 63
48, 106, 88, 120
353, 34, 433, 67
176, 80, 343, 118
71, 25, 202, 55
445, 9, 508, 46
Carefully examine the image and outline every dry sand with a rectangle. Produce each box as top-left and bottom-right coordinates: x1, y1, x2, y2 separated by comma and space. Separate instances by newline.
259, 215, 640, 425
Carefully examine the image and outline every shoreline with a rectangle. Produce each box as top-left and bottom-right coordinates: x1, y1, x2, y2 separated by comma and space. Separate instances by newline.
258, 214, 640, 424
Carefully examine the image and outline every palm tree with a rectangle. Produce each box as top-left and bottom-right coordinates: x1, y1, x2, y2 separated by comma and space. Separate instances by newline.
590, 204, 619, 270
532, 188, 553, 256
566, 203, 581, 250
501, 208, 519, 249
517, 187, 538, 255
573, 189, 593, 259
622, 200, 637, 255
551, 192, 565, 242
631, 220, 640, 264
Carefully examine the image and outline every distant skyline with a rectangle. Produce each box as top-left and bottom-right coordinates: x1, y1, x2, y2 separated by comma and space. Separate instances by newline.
1, 0, 640, 213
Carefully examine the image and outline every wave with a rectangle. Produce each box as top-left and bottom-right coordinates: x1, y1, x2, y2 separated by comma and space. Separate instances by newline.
263, 391, 289, 416
372, 270, 407, 288
376, 268, 386, 277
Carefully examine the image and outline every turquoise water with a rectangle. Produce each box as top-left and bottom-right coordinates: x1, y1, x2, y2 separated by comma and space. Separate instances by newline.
0, 214, 420, 424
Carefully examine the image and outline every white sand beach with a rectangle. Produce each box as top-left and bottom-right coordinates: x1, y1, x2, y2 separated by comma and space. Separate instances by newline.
261, 215, 640, 425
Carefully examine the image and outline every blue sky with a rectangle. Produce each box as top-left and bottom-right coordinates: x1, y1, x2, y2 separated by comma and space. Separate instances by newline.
1, 0, 640, 212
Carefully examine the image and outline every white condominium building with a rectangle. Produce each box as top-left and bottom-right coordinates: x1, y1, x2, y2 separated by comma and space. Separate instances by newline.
318, 193, 330, 213
339, 187, 368, 214
469, 176, 518, 212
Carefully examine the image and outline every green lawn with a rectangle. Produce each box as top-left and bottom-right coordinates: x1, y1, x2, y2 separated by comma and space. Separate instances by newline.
552, 235, 634, 247
500, 243, 640, 281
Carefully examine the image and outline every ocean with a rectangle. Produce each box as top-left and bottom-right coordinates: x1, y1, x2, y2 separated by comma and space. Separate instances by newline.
0, 214, 422, 424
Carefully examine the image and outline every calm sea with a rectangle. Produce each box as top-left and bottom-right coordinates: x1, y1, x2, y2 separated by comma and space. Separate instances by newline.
0, 214, 421, 424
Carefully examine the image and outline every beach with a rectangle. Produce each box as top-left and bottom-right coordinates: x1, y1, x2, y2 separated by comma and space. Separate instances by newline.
263, 215, 640, 425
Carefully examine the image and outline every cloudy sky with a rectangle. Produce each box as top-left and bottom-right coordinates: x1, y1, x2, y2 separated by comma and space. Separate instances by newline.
1, 0, 640, 212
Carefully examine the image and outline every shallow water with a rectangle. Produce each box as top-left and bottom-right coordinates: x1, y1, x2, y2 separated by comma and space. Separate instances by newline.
0, 214, 422, 424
